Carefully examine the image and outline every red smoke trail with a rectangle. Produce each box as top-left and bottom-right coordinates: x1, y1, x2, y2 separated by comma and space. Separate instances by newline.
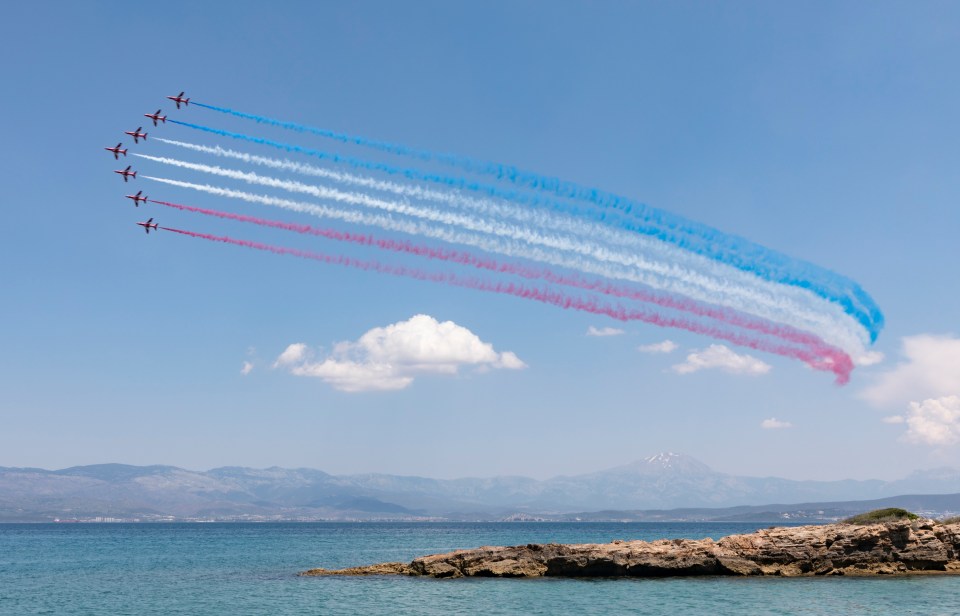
158, 225, 852, 384
149, 199, 839, 349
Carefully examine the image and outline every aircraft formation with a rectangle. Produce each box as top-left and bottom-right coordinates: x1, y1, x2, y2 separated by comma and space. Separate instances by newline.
107, 92, 187, 232
103, 91, 882, 384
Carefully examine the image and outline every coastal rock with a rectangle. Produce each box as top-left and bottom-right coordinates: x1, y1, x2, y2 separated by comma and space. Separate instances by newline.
301, 521, 960, 578
300, 562, 412, 576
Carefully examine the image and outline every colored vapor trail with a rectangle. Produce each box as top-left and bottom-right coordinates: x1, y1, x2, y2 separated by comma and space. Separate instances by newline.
150, 138, 872, 352
148, 197, 851, 363
167, 117, 882, 338
141, 173, 867, 357
187, 106, 885, 335
158, 224, 852, 383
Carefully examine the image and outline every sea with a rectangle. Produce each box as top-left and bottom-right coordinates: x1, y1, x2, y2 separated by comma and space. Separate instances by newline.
1, 522, 958, 615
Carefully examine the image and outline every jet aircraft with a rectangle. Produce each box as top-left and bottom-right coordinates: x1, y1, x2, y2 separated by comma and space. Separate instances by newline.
124, 127, 147, 143
114, 165, 137, 182
104, 143, 127, 159
166, 91, 190, 109
137, 218, 158, 234
126, 191, 148, 206
144, 109, 166, 126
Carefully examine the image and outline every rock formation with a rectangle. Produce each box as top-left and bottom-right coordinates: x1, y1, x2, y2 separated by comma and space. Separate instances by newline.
302, 520, 960, 578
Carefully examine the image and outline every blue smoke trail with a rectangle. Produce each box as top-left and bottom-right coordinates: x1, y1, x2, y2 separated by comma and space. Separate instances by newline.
188, 102, 661, 218
194, 102, 442, 164
168, 118, 883, 340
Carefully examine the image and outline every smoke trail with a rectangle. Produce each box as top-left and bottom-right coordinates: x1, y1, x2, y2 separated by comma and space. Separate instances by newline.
154, 137, 520, 216
151, 138, 722, 261
167, 118, 883, 338
138, 154, 768, 286
141, 174, 869, 356
149, 197, 850, 359
159, 224, 852, 383
137, 155, 873, 354
188, 104, 884, 336
150, 137, 873, 351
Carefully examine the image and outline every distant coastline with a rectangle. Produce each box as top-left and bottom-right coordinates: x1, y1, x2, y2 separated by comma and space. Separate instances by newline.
3, 455, 960, 522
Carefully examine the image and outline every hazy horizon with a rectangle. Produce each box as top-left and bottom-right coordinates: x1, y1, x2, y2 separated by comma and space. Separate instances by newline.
4, 451, 956, 484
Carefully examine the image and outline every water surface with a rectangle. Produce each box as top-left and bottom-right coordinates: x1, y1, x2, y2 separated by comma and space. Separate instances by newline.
1, 522, 956, 615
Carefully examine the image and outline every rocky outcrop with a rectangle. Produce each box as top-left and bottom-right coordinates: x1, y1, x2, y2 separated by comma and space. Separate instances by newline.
301, 520, 960, 578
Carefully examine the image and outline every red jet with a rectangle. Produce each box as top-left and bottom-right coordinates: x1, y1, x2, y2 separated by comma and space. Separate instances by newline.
137, 218, 158, 234
126, 190, 148, 206
104, 142, 127, 159
144, 109, 166, 126
124, 127, 147, 144
114, 165, 137, 182
166, 91, 190, 109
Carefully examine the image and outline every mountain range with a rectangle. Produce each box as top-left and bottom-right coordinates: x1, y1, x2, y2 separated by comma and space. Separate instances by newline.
3, 453, 960, 522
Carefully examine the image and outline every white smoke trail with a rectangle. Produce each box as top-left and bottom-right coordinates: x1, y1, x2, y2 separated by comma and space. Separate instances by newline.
152, 139, 704, 258
142, 174, 868, 356
136, 154, 745, 284
149, 140, 870, 350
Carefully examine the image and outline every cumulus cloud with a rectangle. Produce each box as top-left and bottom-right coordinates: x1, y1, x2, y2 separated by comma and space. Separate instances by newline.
587, 326, 625, 337
860, 335, 960, 407
899, 396, 960, 446
761, 418, 793, 429
671, 344, 771, 376
637, 340, 678, 354
240, 361, 253, 376
275, 314, 526, 392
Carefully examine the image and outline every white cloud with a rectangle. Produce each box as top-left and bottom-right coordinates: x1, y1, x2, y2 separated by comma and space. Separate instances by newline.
900, 396, 960, 446
671, 344, 771, 376
290, 358, 414, 392
637, 340, 678, 354
587, 326, 625, 337
860, 335, 960, 407
274, 343, 308, 368
275, 314, 526, 392
882, 415, 905, 424
240, 361, 253, 376
761, 418, 793, 429
495, 351, 527, 370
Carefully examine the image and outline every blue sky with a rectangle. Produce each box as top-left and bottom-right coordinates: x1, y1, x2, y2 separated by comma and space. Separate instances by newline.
1, 1, 959, 482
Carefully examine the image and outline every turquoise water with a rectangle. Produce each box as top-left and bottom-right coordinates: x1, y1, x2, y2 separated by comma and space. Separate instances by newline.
1, 522, 958, 615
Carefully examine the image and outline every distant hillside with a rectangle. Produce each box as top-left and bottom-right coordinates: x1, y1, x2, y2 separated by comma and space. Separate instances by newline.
2, 453, 960, 522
